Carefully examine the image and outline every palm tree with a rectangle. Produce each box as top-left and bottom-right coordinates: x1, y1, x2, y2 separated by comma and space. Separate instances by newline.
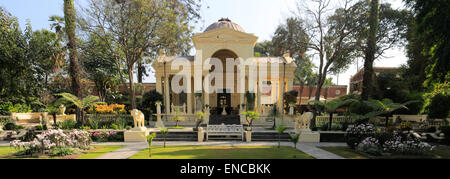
64, 0, 83, 124
309, 99, 358, 130
289, 132, 300, 148
159, 127, 169, 148
369, 99, 417, 127
275, 124, 288, 148
144, 133, 156, 157
56, 93, 102, 124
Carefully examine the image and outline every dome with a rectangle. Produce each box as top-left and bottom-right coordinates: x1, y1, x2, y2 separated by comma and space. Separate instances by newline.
204, 18, 245, 33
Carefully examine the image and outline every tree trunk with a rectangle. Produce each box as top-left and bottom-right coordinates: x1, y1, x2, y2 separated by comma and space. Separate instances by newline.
128, 65, 137, 109
299, 82, 305, 107
137, 60, 143, 84
311, 78, 325, 130
64, 0, 83, 125
329, 112, 333, 131
361, 0, 379, 100
385, 115, 389, 127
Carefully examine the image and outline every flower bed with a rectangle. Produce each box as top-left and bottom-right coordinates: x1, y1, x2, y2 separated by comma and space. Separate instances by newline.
10, 129, 91, 157
346, 123, 434, 157
89, 130, 124, 142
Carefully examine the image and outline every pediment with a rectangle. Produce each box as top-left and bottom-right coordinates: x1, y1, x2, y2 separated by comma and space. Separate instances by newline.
193, 28, 258, 42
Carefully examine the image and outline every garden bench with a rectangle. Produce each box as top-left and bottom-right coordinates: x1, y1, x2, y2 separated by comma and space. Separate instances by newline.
206, 125, 244, 141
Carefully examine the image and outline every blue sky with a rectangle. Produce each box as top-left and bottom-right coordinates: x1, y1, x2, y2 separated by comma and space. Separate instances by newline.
0, 0, 407, 88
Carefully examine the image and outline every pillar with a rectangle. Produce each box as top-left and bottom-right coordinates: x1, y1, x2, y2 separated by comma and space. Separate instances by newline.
156, 75, 162, 94
187, 92, 193, 114
164, 76, 170, 114
257, 82, 262, 113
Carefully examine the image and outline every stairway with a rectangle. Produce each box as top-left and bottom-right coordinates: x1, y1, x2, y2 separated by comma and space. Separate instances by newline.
153, 131, 197, 141
252, 131, 291, 142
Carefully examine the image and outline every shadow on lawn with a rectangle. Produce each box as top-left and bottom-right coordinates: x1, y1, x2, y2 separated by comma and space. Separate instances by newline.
131, 146, 315, 159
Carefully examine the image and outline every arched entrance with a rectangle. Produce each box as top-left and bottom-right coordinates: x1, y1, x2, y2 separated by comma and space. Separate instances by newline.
209, 49, 241, 116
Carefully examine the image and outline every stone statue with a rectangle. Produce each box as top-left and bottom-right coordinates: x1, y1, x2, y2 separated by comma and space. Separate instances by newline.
130, 109, 145, 129
296, 112, 313, 130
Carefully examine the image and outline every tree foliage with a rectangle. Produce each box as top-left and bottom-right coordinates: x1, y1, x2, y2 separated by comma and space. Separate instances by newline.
79, 0, 200, 109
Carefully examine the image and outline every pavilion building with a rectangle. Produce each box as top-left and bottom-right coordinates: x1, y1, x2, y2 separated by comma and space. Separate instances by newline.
152, 18, 297, 122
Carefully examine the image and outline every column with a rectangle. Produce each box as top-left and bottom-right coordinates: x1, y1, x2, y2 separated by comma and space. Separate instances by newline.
156, 75, 162, 94
287, 77, 293, 92
280, 75, 285, 114
187, 92, 193, 114
257, 82, 262, 113
164, 76, 170, 114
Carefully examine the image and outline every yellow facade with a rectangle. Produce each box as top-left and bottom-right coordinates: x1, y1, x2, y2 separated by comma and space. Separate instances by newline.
152, 18, 296, 115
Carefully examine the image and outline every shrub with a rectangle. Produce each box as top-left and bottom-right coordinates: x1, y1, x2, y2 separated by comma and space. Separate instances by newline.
52, 147, 77, 156
383, 133, 433, 155
439, 126, 450, 145
426, 93, 450, 119
90, 104, 126, 114
58, 119, 77, 130
422, 82, 450, 119
90, 131, 123, 142
0, 104, 32, 115
89, 118, 99, 130
3, 123, 24, 130
10, 129, 91, 156
139, 90, 163, 120
356, 137, 382, 156
110, 124, 119, 130
345, 123, 376, 149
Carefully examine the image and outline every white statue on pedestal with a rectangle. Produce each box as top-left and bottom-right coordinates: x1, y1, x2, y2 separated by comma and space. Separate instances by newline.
296, 112, 313, 131
130, 109, 146, 131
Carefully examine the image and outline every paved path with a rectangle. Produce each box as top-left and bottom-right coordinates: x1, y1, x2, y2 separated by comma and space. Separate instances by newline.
93, 141, 346, 159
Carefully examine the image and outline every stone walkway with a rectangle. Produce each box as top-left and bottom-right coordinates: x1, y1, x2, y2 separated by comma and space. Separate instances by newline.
93, 141, 346, 159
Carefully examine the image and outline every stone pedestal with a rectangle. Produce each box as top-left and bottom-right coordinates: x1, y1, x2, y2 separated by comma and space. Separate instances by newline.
245, 131, 252, 142
298, 129, 320, 142
198, 127, 204, 142
124, 127, 149, 142
289, 105, 294, 116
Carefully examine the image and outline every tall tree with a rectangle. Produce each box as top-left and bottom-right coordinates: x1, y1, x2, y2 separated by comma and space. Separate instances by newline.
361, 0, 379, 100
271, 17, 315, 106
80, 33, 120, 102
64, 0, 83, 123
407, 0, 450, 87
297, 0, 360, 129
80, 0, 200, 109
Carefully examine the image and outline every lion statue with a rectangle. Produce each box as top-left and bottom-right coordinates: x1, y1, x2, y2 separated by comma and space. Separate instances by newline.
295, 112, 313, 130
130, 109, 145, 128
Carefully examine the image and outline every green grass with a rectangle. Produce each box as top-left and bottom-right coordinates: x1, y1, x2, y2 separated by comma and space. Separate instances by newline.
0, 146, 16, 157
77, 145, 125, 159
319, 146, 450, 159
167, 127, 186, 130
319, 147, 368, 159
129, 145, 314, 159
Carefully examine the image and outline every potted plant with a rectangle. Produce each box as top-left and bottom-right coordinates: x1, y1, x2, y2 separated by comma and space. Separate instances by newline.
194, 112, 205, 131
241, 111, 260, 131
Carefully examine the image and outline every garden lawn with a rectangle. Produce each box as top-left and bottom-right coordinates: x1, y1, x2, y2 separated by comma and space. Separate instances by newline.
0, 146, 15, 158
318, 147, 368, 159
129, 145, 314, 159
77, 145, 125, 159
319, 146, 450, 159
